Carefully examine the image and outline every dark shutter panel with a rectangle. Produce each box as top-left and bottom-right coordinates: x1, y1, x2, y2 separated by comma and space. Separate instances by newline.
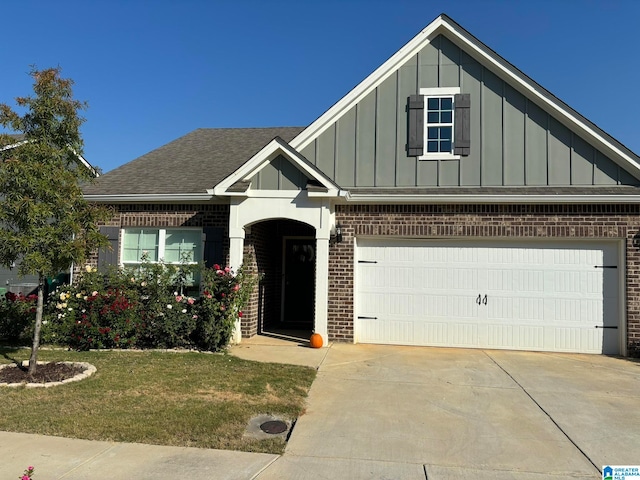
407, 95, 424, 156
203, 227, 224, 268
97, 226, 119, 272
454, 93, 471, 156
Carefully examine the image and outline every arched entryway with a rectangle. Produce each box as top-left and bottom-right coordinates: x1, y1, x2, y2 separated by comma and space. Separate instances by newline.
244, 219, 315, 339
228, 195, 332, 345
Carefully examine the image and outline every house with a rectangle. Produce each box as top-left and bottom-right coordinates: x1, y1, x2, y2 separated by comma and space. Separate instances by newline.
83, 14, 640, 356
0, 135, 96, 295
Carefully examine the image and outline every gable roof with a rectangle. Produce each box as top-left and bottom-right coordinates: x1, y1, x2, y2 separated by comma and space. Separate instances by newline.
83, 127, 304, 199
213, 136, 342, 197
289, 14, 640, 180
1, 133, 98, 176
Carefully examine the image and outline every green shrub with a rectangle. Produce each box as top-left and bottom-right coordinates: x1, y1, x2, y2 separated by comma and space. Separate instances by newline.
43, 267, 139, 349
0, 292, 37, 344
196, 264, 257, 350
126, 259, 199, 349
42, 259, 256, 352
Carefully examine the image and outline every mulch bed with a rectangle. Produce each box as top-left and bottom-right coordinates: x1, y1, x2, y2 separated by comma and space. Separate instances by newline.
0, 362, 86, 384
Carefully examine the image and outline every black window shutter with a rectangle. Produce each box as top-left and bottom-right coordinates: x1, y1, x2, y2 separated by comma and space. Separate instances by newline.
454, 93, 471, 156
97, 226, 120, 272
203, 227, 224, 268
407, 95, 424, 156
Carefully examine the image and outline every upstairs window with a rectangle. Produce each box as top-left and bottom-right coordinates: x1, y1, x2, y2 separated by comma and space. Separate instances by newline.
407, 87, 470, 158
426, 96, 454, 154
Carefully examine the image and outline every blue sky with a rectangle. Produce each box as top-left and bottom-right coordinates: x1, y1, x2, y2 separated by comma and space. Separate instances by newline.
1, 0, 639, 173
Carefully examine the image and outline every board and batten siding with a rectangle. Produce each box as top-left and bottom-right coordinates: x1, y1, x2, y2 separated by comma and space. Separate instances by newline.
249, 154, 310, 190
299, 35, 639, 188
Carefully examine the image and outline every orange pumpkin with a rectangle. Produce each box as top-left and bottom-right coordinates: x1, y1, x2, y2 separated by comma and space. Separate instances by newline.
309, 332, 323, 349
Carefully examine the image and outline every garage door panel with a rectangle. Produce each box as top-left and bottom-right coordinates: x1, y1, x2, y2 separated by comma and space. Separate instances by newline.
423, 267, 448, 288
422, 295, 449, 317
356, 240, 620, 354
520, 326, 545, 349
423, 322, 447, 344
553, 327, 601, 353
449, 323, 478, 346
389, 294, 414, 316
487, 296, 544, 322
487, 325, 515, 348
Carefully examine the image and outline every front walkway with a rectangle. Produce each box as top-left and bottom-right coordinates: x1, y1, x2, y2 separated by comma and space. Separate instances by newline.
229, 334, 330, 368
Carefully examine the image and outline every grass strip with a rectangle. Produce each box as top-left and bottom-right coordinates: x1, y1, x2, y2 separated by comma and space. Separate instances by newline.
0, 348, 316, 454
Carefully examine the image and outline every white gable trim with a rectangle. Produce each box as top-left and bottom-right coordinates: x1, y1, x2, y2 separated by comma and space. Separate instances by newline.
2, 139, 98, 176
213, 137, 342, 197
288, 14, 640, 180
289, 17, 446, 152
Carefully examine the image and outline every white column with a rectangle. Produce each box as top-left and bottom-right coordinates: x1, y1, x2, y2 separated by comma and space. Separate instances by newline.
229, 235, 245, 272
314, 235, 329, 344
228, 200, 246, 344
314, 200, 332, 346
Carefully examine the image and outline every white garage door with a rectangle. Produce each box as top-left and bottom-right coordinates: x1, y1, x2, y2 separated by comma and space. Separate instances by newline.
355, 240, 620, 354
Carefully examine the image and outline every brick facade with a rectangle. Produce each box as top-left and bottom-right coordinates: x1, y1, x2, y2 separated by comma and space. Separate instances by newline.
86, 203, 230, 270
328, 203, 640, 353
86, 202, 640, 354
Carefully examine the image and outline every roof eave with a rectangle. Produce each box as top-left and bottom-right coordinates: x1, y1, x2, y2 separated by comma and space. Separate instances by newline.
84, 193, 215, 203
343, 193, 640, 204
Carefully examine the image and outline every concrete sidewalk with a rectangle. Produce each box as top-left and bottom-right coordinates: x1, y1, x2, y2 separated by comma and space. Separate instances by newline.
229, 333, 331, 367
2, 341, 639, 479
0, 431, 279, 480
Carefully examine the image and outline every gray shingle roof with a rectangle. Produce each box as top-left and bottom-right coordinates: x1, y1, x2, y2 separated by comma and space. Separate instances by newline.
83, 127, 305, 195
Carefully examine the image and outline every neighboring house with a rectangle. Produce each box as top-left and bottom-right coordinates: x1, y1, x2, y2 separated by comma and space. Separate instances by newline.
83, 15, 640, 356
0, 134, 97, 295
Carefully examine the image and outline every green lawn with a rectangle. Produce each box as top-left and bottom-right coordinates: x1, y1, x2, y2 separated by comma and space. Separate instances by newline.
0, 348, 316, 454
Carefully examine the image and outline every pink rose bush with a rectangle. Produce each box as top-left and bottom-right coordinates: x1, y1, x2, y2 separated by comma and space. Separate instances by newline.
37, 259, 255, 352
20, 466, 34, 479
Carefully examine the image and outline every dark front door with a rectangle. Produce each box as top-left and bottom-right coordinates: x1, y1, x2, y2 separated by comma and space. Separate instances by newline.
282, 238, 315, 327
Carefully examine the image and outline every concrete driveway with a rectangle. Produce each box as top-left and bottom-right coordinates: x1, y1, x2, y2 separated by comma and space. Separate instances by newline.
256, 344, 640, 479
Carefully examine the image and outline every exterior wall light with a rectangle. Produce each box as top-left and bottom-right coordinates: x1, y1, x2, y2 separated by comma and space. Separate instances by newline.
633, 232, 640, 248
331, 223, 343, 244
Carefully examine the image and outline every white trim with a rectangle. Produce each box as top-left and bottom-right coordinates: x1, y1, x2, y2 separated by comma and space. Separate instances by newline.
232, 189, 341, 199
618, 239, 627, 356
420, 87, 460, 96
2, 140, 98, 176
419, 153, 462, 161
228, 195, 333, 344
0, 140, 28, 151
120, 227, 204, 266
290, 18, 447, 151
84, 193, 215, 202
420, 87, 460, 159
442, 18, 640, 178
214, 137, 341, 197
288, 15, 640, 179
352, 235, 360, 344
344, 194, 640, 204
